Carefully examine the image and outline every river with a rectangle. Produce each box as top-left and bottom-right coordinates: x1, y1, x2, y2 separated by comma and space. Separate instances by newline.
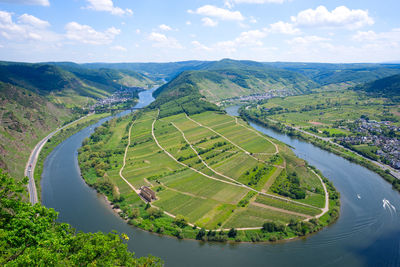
41, 93, 400, 266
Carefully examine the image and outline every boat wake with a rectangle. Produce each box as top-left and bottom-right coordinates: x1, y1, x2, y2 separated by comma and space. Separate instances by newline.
382, 198, 396, 214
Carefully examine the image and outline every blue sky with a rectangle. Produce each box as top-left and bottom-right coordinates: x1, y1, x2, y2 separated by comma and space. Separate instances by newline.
0, 0, 399, 63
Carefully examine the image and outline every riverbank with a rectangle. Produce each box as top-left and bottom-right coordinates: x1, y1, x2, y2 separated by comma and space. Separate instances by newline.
31, 112, 111, 202
240, 108, 400, 194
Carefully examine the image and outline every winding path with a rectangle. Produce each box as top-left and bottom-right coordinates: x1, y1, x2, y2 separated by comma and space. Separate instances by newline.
119, 118, 141, 195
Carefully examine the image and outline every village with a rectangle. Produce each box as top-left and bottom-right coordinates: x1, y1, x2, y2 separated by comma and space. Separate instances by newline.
218, 90, 292, 106
89, 86, 144, 112
336, 118, 400, 169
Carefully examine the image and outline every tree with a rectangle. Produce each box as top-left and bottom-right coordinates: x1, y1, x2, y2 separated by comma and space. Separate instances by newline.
196, 228, 206, 240
174, 214, 188, 228
0, 169, 162, 266
228, 228, 237, 238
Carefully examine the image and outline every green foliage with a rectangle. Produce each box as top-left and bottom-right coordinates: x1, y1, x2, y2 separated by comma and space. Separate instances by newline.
270, 171, 306, 199
262, 221, 286, 233
228, 228, 237, 238
0, 169, 162, 266
174, 214, 188, 228
237, 191, 256, 207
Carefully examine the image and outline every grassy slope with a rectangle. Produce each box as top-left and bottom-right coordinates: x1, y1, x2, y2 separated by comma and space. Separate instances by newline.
0, 82, 71, 179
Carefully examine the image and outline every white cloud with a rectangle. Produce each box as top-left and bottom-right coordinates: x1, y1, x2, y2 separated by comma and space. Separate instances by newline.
202, 17, 218, 27
192, 40, 211, 51
159, 24, 172, 31
214, 29, 267, 53
110, 45, 127, 52
18, 14, 50, 28
287, 35, 330, 45
188, 5, 244, 21
85, 0, 133, 16
0, 0, 49, 6
291, 6, 374, 30
269, 21, 300, 35
135, 29, 141, 34
148, 32, 183, 49
65, 22, 120, 45
249, 16, 257, 24
353, 29, 400, 43
0, 11, 57, 41
235, 29, 267, 46
186, 21, 192, 26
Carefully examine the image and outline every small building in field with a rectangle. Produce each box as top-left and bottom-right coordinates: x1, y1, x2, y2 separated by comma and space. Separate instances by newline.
140, 186, 156, 202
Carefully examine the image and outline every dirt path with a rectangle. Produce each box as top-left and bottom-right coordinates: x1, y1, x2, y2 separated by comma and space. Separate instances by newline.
261, 167, 283, 193
186, 114, 280, 165
171, 122, 241, 185
310, 168, 330, 218
251, 202, 312, 219
119, 119, 141, 195
152, 114, 243, 189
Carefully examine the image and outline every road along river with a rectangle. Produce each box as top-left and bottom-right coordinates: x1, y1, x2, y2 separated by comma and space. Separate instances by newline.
41, 93, 400, 266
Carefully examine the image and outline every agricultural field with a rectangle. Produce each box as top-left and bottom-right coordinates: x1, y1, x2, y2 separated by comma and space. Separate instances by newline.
250, 89, 399, 136
79, 109, 329, 233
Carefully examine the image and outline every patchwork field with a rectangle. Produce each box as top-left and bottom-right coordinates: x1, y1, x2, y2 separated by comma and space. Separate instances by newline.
79, 109, 329, 231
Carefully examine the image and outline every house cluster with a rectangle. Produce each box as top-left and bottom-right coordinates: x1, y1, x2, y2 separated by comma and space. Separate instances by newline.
337, 118, 400, 169
219, 90, 291, 106
89, 87, 143, 111
139, 186, 157, 202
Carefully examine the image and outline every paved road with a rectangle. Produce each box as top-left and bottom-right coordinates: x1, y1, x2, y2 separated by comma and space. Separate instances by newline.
25, 113, 93, 204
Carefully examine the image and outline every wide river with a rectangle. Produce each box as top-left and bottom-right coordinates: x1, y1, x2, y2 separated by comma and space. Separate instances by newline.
42, 90, 400, 266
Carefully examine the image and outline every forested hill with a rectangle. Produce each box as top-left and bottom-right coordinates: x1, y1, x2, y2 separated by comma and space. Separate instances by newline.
152, 59, 316, 105
0, 82, 72, 179
0, 61, 155, 107
353, 73, 400, 99
149, 71, 220, 118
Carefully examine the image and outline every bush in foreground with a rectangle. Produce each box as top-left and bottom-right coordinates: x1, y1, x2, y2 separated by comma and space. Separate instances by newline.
0, 169, 162, 266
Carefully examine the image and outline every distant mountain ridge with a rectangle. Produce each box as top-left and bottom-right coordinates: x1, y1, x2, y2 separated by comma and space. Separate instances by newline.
0, 61, 155, 107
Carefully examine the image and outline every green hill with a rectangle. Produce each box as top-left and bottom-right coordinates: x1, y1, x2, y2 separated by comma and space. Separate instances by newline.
353, 73, 400, 99
150, 71, 220, 118
152, 59, 316, 106
0, 82, 72, 178
0, 61, 155, 107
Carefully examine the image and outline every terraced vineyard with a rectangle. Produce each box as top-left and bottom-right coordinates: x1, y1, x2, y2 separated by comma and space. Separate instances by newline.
80, 109, 331, 233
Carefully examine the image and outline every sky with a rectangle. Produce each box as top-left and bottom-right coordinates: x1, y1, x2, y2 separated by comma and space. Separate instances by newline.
0, 0, 399, 63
